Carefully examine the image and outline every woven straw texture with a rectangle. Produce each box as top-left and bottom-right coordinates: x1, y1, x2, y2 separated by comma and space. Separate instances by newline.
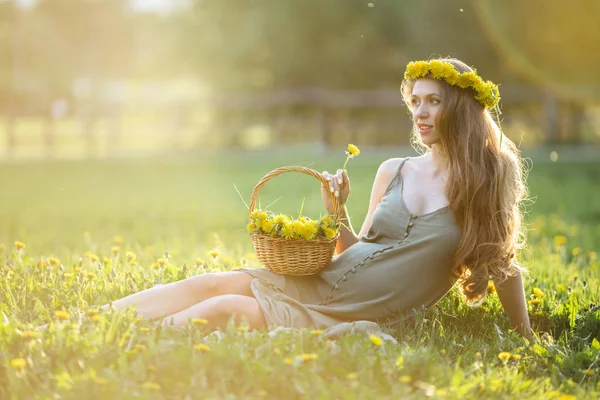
249, 166, 341, 276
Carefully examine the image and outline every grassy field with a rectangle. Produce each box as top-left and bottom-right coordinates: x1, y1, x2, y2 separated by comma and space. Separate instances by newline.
0, 149, 599, 399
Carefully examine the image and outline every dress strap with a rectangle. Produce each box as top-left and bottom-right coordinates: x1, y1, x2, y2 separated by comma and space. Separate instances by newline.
395, 157, 410, 178
383, 157, 410, 196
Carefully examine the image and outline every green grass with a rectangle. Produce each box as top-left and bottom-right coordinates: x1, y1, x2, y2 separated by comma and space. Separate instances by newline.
0, 149, 599, 399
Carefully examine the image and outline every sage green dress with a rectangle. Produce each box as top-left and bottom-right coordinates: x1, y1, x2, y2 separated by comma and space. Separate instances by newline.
237, 158, 462, 329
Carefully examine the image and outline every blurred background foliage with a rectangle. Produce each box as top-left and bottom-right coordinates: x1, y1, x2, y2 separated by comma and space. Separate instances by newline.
0, 0, 599, 156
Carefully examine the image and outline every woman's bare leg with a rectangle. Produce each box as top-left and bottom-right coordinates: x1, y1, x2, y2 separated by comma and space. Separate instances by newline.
160, 294, 268, 331
100, 271, 254, 320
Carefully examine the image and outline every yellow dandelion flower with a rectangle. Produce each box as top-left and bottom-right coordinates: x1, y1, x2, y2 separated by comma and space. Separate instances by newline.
273, 214, 289, 224
85, 272, 97, 280
142, 382, 161, 391
261, 219, 274, 234
588, 251, 597, 261
346, 372, 359, 380
247, 222, 257, 232
369, 334, 384, 346
151, 262, 160, 270
347, 144, 360, 156
87, 309, 99, 318
90, 254, 99, 262
19, 331, 38, 340
38, 260, 47, 270
194, 344, 211, 352
95, 378, 108, 386
558, 395, 576, 400
533, 288, 545, 298
554, 235, 567, 245
251, 210, 259, 219
238, 325, 249, 332
63, 272, 74, 279
323, 227, 337, 240
157, 258, 166, 265
283, 358, 294, 364
191, 318, 208, 325
281, 221, 295, 239
404, 61, 430, 79
208, 250, 220, 259
126, 252, 136, 263
321, 215, 333, 225
11, 358, 27, 369
572, 247, 581, 256
529, 299, 542, 305
399, 375, 412, 384
497, 352, 511, 362
195, 258, 205, 266
54, 310, 70, 321
14, 241, 26, 250
457, 71, 478, 89
111, 246, 120, 255
92, 315, 102, 323
48, 257, 60, 266
511, 354, 522, 361
299, 353, 318, 361
310, 329, 323, 336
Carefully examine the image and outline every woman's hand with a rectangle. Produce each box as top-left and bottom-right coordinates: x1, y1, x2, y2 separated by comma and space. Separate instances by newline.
321, 169, 351, 215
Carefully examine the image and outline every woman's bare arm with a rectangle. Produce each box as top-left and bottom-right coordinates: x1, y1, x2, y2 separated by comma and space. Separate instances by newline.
494, 272, 532, 338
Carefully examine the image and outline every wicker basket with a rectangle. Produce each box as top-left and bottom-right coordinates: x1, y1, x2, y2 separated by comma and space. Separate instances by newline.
248, 166, 341, 276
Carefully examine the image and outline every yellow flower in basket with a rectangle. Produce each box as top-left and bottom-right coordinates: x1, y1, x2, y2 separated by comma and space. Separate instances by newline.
247, 145, 360, 275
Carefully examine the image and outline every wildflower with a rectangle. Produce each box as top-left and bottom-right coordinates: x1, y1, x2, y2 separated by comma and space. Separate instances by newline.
111, 246, 120, 255
208, 250, 220, 259
487, 281, 496, 294
151, 262, 160, 270
11, 358, 27, 370
369, 334, 384, 346
529, 299, 542, 305
281, 221, 295, 239
14, 241, 26, 250
497, 352, 511, 362
572, 247, 581, 256
195, 258, 205, 266
126, 252, 136, 263
63, 272, 74, 279
19, 331, 38, 340
511, 354, 522, 361
85, 272, 97, 280
342, 144, 361, 170
346, 372, 359, 380
554, 236, 567, 245
298, 353, 318, 362
399, 375, 412, 384
91, 315, 102, 323
157, 258, 166, 265
558, 395, 576, 400
283, 358, 293, 364
194, 344, 211, 352
142, 382, 161, 391
238, 325, 249, 332
533, 288, 545, 298
55, 310, 70, 321
310, 329, 323, 336
89, 254, 99, 262
191, 318, 208, 325
38, 260, 48, 270
261, 219, 274, 234
323, 227, 337, 240
87, 309, 99, 318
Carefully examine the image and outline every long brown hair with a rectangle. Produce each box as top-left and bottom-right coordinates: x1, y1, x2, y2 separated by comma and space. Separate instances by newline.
401, 57, 529, 305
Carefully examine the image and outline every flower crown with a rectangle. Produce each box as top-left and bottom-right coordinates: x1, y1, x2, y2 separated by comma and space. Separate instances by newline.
403, 60, 500, 109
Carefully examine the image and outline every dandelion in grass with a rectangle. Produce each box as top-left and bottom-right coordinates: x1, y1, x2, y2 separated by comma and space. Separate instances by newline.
192, 318, 208, 326
399, 375, 412, 384
497, 352, 511, 362
157, 258, 166, 266
63, 272, 74, 279
14, 240, 26, 250
554, 235, 567, 245
369, 334, 384, 346
194, 344, 211, 352
11, 358, 27, 370
55, 310, 70, 321
298, 353, 318, 362
533, 288, 545, 298
238, 325, 249, 332
37, 260, 47, 271
310, 329, 324, 336
85, 272, 97, 280
142, 382, 161, 391
126, 252, 136, 263
208, 250, 220, 259
511, 354, 522, 361
19, 331, 38, 340
195, 258, 205, 266
572, 247, 581, 256
111, 246, 120, 255
529, 299, 542, 305
283, 358, 294, 364
91, 315, 103, 324
87, 309, 99, 318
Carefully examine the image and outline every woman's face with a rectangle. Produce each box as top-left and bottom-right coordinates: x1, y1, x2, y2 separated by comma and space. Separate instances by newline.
409, 79, 442, 146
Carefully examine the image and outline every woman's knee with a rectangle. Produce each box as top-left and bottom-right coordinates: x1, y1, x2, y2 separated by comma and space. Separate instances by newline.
203, 294, 266, 329
182, 271, 253, 299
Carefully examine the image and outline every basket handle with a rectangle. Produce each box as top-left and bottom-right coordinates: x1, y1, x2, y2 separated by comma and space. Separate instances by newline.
248, 166, 340, 221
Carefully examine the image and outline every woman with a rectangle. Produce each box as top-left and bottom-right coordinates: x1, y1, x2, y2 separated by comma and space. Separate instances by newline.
101, 58, 531, 337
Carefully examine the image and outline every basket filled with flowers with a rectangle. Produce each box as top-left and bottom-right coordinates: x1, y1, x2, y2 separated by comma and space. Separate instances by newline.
247, 144, 360, 275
